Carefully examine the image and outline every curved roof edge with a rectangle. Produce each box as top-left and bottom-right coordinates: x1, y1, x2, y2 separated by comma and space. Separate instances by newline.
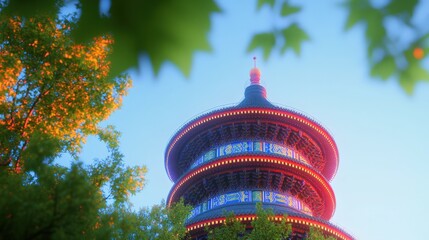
165, 103, 339, 181
185, 203, 354, 240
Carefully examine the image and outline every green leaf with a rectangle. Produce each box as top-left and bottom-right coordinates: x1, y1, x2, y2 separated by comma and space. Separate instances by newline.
257, 0, 276, 10
281, 23, 310, 56
108, 0, 219, 76
370, 55, 396, 80
344, 8, 361, 30
342, 0, 370, 30
386, 0, 418, 16
73, 0, 109, 43
362, 8, 386, 58
398, 62, 429, 94
399, 70, 416, 95
280, 3, 301, 17
364, 8, 386, 44
247, 32, 276, 60
409, 63, 429, 81
107, 32, 140, 78
418, 34, 429, 54
2, 0, 220, 77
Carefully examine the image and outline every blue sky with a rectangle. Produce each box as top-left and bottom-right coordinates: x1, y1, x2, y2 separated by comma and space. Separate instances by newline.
78, 1, 429, 239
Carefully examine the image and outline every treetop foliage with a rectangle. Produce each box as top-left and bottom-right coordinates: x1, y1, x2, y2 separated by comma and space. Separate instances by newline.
307, 227, 337, 240
0, 15, 131, 170
206, 203, 343, 239
0, 153, 189, 239
0, 0, 200, 238
207, 212, 247, 240
0, 11, 191, 240
207, 203, 292, 240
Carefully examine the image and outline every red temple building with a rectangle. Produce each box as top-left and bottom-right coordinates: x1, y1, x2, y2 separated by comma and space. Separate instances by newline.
165, 65, 353, 239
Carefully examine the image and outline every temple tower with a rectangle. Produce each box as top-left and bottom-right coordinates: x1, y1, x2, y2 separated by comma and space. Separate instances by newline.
165, 65, 353, 239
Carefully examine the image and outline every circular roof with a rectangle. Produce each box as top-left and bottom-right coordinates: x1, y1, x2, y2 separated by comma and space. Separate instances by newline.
165, 79, 339, 182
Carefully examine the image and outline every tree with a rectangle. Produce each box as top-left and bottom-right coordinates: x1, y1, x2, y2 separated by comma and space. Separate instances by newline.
0, 127, 190, 239
248, 203, 291, 240
0, 15, 190, 239
306, 227, 337, 240
206, 203, 344, 239
0, 155, 189, 239
207, 212, 247, 240
135, 200, 191, 240
2, 0, 428, 94
0, 129, 144, 239
0, 15, 131, 171
207, 203, 292, 240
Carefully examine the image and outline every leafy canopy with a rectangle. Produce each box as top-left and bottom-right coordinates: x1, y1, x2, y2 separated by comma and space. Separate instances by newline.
307, 227, 337, 240
0, 14, 190, 240
207, 212, 247, 240
206, 203, 342, 239
207, 203, 292, 240
0, 145, 189, 239
0, 15, 130, 170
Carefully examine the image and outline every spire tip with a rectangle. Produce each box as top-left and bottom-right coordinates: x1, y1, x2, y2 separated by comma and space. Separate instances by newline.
250, 57, 261, 85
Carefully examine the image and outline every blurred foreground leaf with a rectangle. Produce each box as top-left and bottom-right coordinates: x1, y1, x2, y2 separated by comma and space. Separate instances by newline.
280, 2, 301, 17
247, 32, 277, 60
1, 0, 220, 77
248, 0, 308, 60
343, 0, 426, 94
257, 0, 276, 10
370, 56, 397, 80
75, 0, 220, 77
281, 23, 310, 55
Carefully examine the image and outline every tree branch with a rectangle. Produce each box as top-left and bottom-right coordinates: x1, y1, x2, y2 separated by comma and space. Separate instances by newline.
12, 84, 53, 171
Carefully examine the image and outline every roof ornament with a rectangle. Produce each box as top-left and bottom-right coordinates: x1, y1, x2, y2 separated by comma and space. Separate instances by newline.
250, 56, 261, 85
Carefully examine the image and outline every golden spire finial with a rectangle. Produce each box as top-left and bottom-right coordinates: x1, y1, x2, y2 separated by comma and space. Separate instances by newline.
250, 57, 261, 85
